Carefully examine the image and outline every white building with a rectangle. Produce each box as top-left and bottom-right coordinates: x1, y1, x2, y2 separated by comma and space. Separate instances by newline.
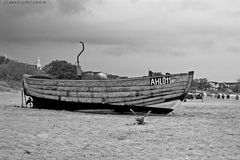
4, 52, 7, 59
36, 57, 42, 70
209, 81, 220, 91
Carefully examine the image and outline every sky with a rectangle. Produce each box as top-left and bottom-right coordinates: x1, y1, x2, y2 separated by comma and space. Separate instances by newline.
0, 0, 240, 82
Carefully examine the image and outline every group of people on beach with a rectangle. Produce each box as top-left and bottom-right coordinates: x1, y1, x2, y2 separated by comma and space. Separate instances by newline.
186, 92, 239, 100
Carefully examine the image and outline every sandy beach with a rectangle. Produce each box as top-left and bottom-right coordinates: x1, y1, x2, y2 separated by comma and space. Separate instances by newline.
0, 91, 240, 160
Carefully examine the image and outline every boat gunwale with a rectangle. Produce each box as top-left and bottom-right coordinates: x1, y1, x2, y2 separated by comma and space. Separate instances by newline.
23, 71, 193, 83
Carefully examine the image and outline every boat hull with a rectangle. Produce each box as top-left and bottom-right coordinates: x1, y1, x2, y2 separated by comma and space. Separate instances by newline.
22, 71, 194, 114
28, 96, 182, 114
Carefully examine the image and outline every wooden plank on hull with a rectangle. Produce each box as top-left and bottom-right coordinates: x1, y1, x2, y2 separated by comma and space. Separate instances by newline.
26, 81, 188, 93
111, 91, 183, 106
25, 77, 149, 87
183, 73, 194, 94
24, 74, 190, 87
25, 83, 186, 98
132, 93, 182, 106
148, 100, 181, 109
27, 89, 104, 103
27, 89, 60, 101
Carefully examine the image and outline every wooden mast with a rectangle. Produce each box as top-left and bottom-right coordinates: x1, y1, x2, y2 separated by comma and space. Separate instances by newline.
77, 41, 84, 78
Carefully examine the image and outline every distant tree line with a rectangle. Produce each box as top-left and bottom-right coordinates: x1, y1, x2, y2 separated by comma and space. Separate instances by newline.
191, 78, 211, 90
0, 56, 10, 65
1, 55, 240, 93
0, 56, 43, 81
0, 56, 78, 82
191, 78, 240, 93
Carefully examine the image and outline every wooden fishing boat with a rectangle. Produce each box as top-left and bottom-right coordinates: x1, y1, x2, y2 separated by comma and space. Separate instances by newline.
23, 71, 193, 114
22, 42, 194, 114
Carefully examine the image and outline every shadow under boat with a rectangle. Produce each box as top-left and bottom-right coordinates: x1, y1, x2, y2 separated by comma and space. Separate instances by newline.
31, 97, 173, 115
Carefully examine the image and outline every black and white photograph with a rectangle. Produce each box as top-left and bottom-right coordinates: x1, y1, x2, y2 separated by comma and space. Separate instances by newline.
0, 0, 239, 159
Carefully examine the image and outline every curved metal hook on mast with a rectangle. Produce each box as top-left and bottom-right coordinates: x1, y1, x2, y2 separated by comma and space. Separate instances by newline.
77, 41, 84, 66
